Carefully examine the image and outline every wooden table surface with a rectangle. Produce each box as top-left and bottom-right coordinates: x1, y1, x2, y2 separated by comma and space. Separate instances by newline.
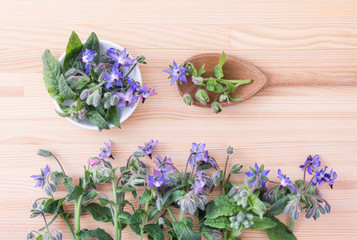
1, 0, 357, 239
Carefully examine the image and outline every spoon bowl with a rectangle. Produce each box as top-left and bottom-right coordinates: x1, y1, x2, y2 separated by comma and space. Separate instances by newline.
177, 53, 268, 107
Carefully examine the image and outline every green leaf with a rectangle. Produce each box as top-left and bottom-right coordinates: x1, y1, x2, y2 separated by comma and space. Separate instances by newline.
42, 199, 65, 214
130, 223, 141, 235
42, 49, 63, 102
167, 190, 186, 203
219, 51, 227, 67
206, 78, 225, 93
247, 194, 266, 219
144, 224, 164, 240
269, 196, 290, 216
67, 185, 85, 202
106, 106, 121, 128
173, 221, 201, 240
230, 164, 243, 174
118, 212, 132, 224
248, 216, 276, 230
224, 82, 235, 93
85, 203, 113, 223
63, 177, 73, 192
58, 74, 77, 100
204, 216, 231, 230
139, 189, 152, 205
148, 206, 161, 222
98, 198, 115, 207
87, 110, 110, 131
130, 209, 146, 224
264, 215, 297, 240
63, 31, 83, 73
206, 196, 242, 219
83, 32, 100, 65
197, 64, 206, 76
213, 65, 224, 79
77, 228, 113, 240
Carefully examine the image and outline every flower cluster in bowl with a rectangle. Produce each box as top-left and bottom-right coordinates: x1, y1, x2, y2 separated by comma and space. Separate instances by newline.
28, 141, 336, 240
42, 32, 156, 131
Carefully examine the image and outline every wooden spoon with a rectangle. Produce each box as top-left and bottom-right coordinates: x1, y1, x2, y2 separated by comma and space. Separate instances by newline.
176, 53, 267, 107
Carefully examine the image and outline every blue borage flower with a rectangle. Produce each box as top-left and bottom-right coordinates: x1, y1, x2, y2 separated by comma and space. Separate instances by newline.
138, 139, 158, 159
80, 49, 96, 73
300, 154, 321, 175
189, 142, 216, 168
245, 162, 270, 188
163, 60, 188, 85
31, 165, 52, 188
107, 48, 136, 68
277, 169, 295, 192
313, 166, 337, 189
103, 62, 124, 89
148, 169, 172, 189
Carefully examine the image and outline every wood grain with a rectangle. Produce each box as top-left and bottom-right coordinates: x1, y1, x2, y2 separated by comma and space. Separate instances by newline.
0, 0, 357, 239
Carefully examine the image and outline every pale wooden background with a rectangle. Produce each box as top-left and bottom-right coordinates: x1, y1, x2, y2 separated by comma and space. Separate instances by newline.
1, 0, 357, 239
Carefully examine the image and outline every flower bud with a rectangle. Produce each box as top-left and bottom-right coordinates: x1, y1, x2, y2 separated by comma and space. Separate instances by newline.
195, 89, 209, 105
104, 92, 112, 99
192, 77, 203, 85
291, 208, 300, 221
92, 92, 101, 107
226, 146, 234, 155
305, 209, 314, 219
80, 89, 90, 100
211, 101, 222, 114
324, 202, 331, 213
110, 95, 120, 106
185, 62, 195, 74
183, 94, 193, 106
212, 169, 222, 186
219, 93, 228, 102
158, 217, 165, 225
86, 92, 95, 105
27, 231, 36, 240
37, 149, 53, 158
104, 100, 111, 109
156, 197, 163, 211
132, 151, 146, 158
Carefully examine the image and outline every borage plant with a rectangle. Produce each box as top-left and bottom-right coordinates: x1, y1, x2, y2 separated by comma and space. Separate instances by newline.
28, 141, 337, 240
163, 52, 253, 114
42, 31, 156, 131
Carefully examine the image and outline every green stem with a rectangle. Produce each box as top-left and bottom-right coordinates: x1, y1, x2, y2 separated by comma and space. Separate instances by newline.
203, 78, 253, 84
222, 155, 230, 195
118, 193, 124, 240
179, 210, 185, 221
139, 198, 150, 240
223, 230, 228, 240
74, 183, 87, 240
74, 199, 82, 240
112, 180, 119, 240
61, 214, 76, 239
167, 208, 177, 222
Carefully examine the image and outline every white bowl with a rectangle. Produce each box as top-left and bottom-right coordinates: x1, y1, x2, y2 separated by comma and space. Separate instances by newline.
54, 40, 142, 130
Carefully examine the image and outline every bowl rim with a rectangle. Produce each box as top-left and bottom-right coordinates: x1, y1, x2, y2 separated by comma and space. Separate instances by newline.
53, 39, 142, 130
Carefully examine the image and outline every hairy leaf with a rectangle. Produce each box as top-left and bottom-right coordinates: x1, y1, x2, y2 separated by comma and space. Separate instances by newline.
264, 214, 297, 240
269, 196, 290, 216
58, 74, 77, 100
85, 203, 113, 223
204, 216, 231, 230
67, 185, 85, 202
144, 224, 164, 240
77, 228, 113, 240
248, 194, 267, 219
106, 106, 121, 128
206, 196, 241, 219
42, 50, 63, 102
63, 31, 83, 73
173, 221, 201, 240
87, 110, 110, 131
248, 216, 276, 230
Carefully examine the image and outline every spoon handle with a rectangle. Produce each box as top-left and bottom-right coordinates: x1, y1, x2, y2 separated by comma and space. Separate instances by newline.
268, 76, 357, 87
